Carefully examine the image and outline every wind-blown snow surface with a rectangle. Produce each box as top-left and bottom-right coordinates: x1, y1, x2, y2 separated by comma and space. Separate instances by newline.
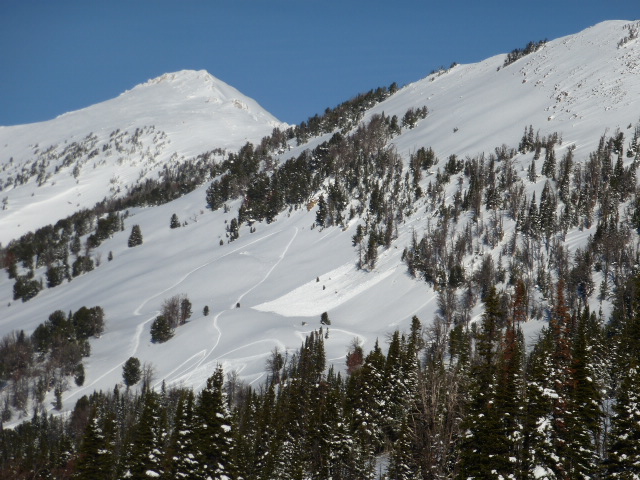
1, 20, 639, 423
0, 70, 284, 243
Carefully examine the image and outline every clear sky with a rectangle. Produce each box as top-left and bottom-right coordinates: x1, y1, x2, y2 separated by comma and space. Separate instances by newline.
1, 1, 638, 127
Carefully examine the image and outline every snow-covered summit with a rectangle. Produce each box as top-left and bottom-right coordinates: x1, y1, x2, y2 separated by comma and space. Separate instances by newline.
137, 69, 245, 101
0, 69, 285, 243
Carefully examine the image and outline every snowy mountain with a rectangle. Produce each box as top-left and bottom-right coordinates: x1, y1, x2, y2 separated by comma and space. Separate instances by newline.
1, 19, 640, 428
0, 69, 284, 243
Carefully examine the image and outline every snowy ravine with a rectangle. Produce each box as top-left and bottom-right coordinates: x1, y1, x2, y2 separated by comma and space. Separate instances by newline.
1, 19, 639, 425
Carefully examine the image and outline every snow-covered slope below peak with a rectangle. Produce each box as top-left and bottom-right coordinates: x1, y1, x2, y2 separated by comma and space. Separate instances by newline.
360, 20, 640, 161
0, 70, 285, 244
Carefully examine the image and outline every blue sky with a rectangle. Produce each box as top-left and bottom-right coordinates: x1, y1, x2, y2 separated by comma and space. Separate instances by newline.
1, 1, 638, 126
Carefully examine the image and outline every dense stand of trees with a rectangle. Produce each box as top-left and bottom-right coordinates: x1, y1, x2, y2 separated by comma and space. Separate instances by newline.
3, 274, 640, 479
0, 306, 104, 421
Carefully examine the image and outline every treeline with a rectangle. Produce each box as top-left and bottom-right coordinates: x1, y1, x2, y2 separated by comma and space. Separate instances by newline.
207, 106, 428, 265
502, 39, 547, 68
292, 82, 399, 144
0, 126, 171, 194
0, 306, 104, 421
4, 272, 640, 478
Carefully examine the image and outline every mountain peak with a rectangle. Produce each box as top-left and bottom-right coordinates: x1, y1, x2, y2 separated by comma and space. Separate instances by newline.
0, 69, 284, 242
139, 69, 224, 91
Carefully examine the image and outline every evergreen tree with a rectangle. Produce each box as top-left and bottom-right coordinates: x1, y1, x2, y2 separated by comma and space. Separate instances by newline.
128, 224, 143, 248
606, 363, 640, 477
233, 391, 262, 479
523, 327, 556, 479
228, 218, 239, 242
180, 297, 192, 325
316, 373, 353, 480
74, 406, 116, 480
121, 391, 167, 479
150, 315, 174, 343
122, 356, 141, 388
166, 390, 202, 479
457, 286, 512, 480
170, 213, 181, 229
196, 366, 234, 480
542, 146, 557, 179
539, 180, 557, 240
523, 281, 576, 479
566, 310, 604, 478
386, 416, 423, 480
316, 195, 328, 228
346, 340, 385, 472
495, 318, 526, 478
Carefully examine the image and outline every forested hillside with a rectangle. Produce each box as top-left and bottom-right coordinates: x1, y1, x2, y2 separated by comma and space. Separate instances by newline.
1, 19, 640, 479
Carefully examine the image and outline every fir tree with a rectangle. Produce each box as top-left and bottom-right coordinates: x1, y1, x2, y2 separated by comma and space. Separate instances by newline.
541, 146, 557, 179
128, 224, 143, 248
316, 195, 328, 228
606, 363, 640, 477
121, 391, 167, 479
196, 366, 234, 480
457, 286, 512, 480
495, 318, 526, 478
565, 309, 604, 478
150, 315, 174, 343
228, 218, 239, 242
386, 416, 423, 480
166, 390, 202, 479
346, 340, 386, 463
122, 356, 141, 388
74, 406, 117, 480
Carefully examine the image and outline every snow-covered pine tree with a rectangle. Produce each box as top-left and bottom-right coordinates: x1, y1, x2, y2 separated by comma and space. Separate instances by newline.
165, 390, 202, 479
74, 406, 116, 480
127, 224, 143, 248
120, 390, 167, 479
565, 309, 604, 478
457, 286, 513, 480
196, 365, 234, 480
606, 363, 640, 477
386, 416, 423, 480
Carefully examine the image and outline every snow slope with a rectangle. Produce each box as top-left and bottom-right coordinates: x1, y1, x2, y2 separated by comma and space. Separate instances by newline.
0, 70, 284, 244
1, 20, 639, 423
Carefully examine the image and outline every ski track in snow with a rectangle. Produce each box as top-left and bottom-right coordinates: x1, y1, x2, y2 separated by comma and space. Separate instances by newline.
175, 227, 298, 390
153, 349, 208, 389
128, 228, 285, 362
57, 228, 295, 401
211, 338, 287, 363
